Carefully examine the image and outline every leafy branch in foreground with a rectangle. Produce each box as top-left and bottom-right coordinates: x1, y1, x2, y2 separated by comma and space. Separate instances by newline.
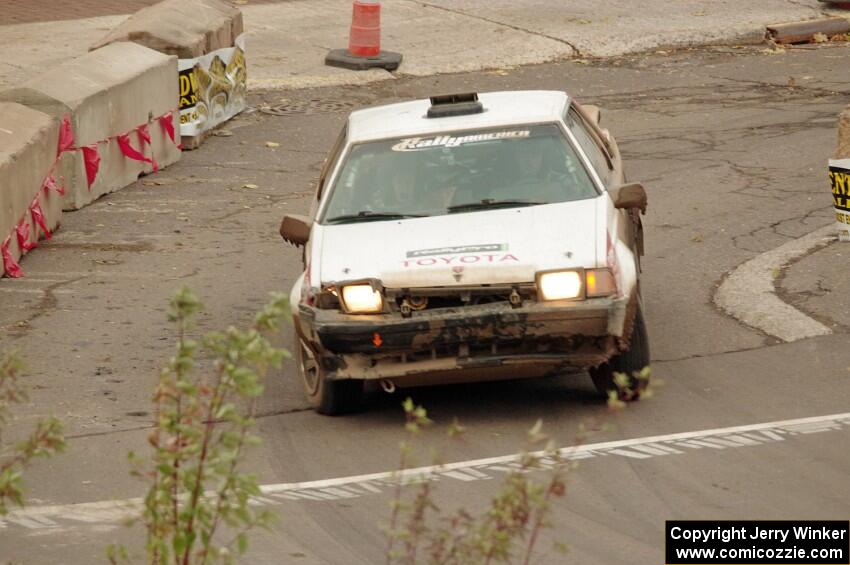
0, 350, 65, 515
108, 287, 290, 565
385, 368, 653, 564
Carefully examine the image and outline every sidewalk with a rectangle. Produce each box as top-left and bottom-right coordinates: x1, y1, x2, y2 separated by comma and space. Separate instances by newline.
0, 0, 291, 24
0, 0, 844, 91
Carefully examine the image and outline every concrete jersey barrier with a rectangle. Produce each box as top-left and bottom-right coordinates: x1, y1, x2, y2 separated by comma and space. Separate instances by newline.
0, 103, 62, 277
0, 42, 182, 211
91, 0, 244, 150
91, 0, 242, 58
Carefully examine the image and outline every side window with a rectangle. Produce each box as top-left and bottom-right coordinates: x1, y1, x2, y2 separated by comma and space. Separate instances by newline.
317, 124, 347, 201
566, 107, 612, 186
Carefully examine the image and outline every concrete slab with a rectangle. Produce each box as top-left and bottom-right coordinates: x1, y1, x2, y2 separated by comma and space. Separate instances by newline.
91, 0, 242, 58
240, 0, 571, 90
0, 103, 61, 277
6, 0, 844, 92
419, 0, 831, 57
0, 42, 181, 210
0, 16, 127, 91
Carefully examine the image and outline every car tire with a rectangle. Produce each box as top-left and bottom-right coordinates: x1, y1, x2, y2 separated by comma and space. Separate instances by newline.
589, 307, 650, 402
295, 337, 363, 415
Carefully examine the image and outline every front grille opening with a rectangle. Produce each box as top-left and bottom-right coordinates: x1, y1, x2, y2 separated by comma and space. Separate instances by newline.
389, 285, 537, 314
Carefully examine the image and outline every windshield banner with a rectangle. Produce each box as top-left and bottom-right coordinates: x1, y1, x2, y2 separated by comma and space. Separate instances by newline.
829, 158, 850, 241
392, 130, 530, 152
178, 34, 247, 138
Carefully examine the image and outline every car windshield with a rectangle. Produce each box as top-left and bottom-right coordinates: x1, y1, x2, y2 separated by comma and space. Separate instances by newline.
319, 124, 599, 223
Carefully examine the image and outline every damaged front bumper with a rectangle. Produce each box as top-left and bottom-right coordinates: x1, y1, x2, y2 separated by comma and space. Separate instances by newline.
297, 297, 632, 384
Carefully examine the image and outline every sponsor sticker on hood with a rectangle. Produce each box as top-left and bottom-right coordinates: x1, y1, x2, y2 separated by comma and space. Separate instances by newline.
403, 243, 518, 268
406, 243, 507, 258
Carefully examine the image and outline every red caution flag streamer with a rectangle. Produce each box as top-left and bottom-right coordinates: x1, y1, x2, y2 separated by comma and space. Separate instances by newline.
15, 220, 37, 252
3, 110, 180, 277
42, 173, 65, 196
116, 128, 158, 173
29, 197, 52, 240
1, 236, 23, 278
81, 145, 101, 189
158, 112, 180, 149
57, 115, 75, 155
136, 124, 159, 172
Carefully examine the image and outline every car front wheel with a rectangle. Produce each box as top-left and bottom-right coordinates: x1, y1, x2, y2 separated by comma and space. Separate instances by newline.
589, 307, 650, 402
295, 337, 363, 415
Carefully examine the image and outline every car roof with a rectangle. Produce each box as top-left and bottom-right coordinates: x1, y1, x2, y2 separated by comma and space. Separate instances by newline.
347, 90, 571, 143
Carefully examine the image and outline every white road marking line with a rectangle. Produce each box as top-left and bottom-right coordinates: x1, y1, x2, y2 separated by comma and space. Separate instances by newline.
4, 411, 850, 531
714, 225, 834, 342
0, 287, 74, 295
318, 487, 361, 499
629, 443, 682, 456
441, 469, 492, 482
723, 435, 762, 446
676, 439, 726, 449
605, 448, 653, 459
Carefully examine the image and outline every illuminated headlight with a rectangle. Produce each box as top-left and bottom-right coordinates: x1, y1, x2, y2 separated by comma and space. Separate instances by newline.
536, 269, 617, 301
340, 284, 384, 314
537, 270, 583, 301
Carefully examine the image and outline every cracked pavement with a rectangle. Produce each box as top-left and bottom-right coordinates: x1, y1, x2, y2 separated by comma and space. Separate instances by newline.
1, 43, 850, 563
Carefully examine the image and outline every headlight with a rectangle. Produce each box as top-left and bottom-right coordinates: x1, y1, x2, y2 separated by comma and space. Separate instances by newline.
537, 270, 583, 301
340, 284, 384, 314
536, 268, 616, 301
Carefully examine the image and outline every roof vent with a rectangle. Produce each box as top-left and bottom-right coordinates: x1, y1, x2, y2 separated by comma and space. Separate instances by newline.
427, 92, 483, 118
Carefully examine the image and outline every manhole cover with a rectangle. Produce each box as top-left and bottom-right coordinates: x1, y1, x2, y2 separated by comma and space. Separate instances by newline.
259, 99, 357, 116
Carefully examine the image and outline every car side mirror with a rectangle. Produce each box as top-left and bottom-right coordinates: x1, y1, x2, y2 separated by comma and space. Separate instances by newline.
279, 214, 312, 247
611, 182, 647, 213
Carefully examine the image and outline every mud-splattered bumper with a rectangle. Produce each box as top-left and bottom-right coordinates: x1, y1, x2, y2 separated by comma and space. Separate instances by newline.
297, 297, 633, 383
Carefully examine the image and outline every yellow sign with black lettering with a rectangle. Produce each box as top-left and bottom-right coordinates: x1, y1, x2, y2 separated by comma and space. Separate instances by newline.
829, 160, 850, 242
177, 34, 247, 137
830, 166, 849, 212
179, 68, 199, 110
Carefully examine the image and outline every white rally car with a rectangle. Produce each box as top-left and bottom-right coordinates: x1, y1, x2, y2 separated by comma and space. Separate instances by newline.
280, 91, 649, 414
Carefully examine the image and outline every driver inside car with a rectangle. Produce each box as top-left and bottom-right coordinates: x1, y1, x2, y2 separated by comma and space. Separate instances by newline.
379, 160, 456, 214
496, 137, 571, 202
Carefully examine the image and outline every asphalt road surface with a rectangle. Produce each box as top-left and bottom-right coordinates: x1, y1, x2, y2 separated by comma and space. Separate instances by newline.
1, 44, 849, 563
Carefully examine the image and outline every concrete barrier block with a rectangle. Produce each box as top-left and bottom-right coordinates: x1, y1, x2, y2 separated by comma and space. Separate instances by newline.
91, 0, 243, 58
91, 0, 244, 150
0, 42, 181, 210
0, 103, 62, 277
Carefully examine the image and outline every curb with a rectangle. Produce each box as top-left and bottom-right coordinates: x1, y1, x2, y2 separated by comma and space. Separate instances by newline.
766, 17, 850, 44
714, 226, 835, 343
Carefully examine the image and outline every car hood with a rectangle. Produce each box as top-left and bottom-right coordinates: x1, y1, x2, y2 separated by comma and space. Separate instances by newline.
317, 199, 600, 288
